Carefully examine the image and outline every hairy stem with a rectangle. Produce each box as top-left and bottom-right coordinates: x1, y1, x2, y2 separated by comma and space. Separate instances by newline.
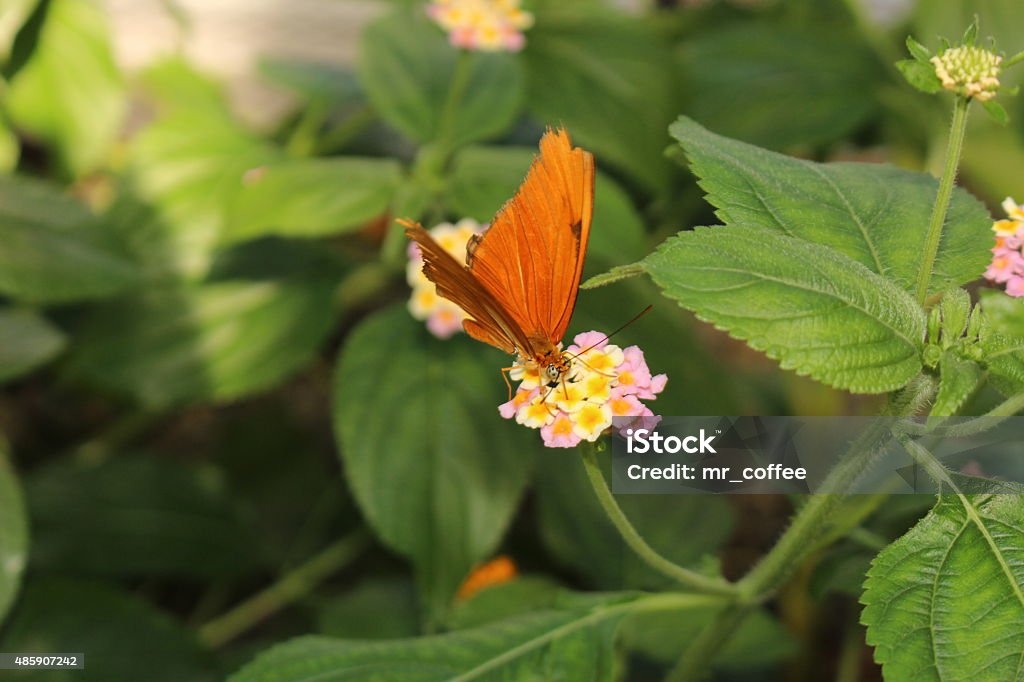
579, 443, 738, 596
198, 528, 370, 648
915, 96, 971, 305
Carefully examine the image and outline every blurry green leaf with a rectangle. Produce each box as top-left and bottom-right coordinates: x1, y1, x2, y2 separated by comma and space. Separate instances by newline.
0, 0, 39, 62
448, 577, 562, 630
5, 0, 124, 176
0, 117, 18, 171
524, 11, 677, 193
231, 593, 646, 682
129, 112, 279, 278
896, 58, 944, 94
357, 10, 523, 147
960, 126, 1024, 206
259, 58, 362, 106
680, 23, 880, 149
139, 57, 229, 116
862, 492, 1024, 681
26, 456, 264, 579
316, 578, 419, 639
536, 448, 732, 590
906, 35, 932, 63
67, 252, 341, 408
978, 290, 1024, 395
809, 546, 874, 599
0, 175, 135, 303
448, 145, 647, 269
640, 227, 926, 393
931, 351, 982, 416
982, 99, 1010, 126
621, 606, 796, 670
0, 308, 65, 383
670, 117, 992, 295
0, 578, 216, 682
224, 157, 402, 242
333, 306, 536, 620
0, 443, 28, 624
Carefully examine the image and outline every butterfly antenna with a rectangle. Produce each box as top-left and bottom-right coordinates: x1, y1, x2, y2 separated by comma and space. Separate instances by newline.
569, 305, 654, 359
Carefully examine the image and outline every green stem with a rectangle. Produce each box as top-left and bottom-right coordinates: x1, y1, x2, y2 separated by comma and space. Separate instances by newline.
835, 618, 864, 682
198, 528, 371, 648
665, 605, 749, 682
315, 105, 376, 155
435, 50, 474, 156
579, 443, 738, 596
915, 96, 971, 305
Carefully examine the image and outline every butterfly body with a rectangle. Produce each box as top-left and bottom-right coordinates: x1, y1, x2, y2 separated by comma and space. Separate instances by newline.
403, 128, 595, 389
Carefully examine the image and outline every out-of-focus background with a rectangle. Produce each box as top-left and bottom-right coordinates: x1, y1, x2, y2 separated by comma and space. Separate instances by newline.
1, 0, 1022, 680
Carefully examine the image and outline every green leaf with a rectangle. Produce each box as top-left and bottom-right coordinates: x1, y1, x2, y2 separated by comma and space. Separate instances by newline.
0, 578, 216, 682
224, 157, 402, 242
939, 288, 971, 346
448, 577, 563, 630
0, 0, 39, 62
896, 59, 944, 94
862, 492, 1024, 681
931, 351, 982, 416
0, 308, 65, 383
26, 456, 265, 579
5, 0, 125, 176
983, 99, 1010, 126
523, 10, 678, 193
680, 23, 881, 149
0, 175, 136, 303
357, 10, 523, 147
230, 594, 646, 682
0, 442, 28, 625
641, 226, 926, 394
670, 117, 992, 295
333, 306, 536, 620
448, 145, 647, 269
906, 35, 932, 62
67, 246, 341, 408
535, 448, 732, 589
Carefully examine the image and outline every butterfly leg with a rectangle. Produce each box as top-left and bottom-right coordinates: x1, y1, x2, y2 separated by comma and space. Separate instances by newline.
499, 365, 516, 402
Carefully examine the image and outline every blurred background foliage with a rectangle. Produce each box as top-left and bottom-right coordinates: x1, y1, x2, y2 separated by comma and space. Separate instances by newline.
0, 0, 1021, 679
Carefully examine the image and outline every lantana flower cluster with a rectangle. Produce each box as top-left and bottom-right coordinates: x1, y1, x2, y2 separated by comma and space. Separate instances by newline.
500, 332, 666, 449
426, 0, 534, 52
407, 219, 483, 338
984, 197, 1024, 297
931, 45, 1002, 101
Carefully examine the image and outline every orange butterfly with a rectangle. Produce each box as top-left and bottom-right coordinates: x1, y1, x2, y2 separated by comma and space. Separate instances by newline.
402, 127, 594, 386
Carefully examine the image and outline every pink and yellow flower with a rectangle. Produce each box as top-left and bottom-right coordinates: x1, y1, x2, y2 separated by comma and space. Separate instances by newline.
407, 219, 484, 338
427, 0, 534, 52
985, 197, 1024, 297
499, 330, 667, 448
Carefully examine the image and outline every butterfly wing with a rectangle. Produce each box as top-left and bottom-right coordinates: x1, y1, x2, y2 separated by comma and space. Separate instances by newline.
465, 128, 594, 347
404, 127, 594, 358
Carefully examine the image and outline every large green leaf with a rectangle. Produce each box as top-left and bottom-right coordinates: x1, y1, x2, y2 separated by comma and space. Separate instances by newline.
535, 448, 732, 590
641, 226, 926, 393
0, 308, 65, 383
523, 10, 678, 193
679, 23, 880, 150
357, 10, 523, 147
67, 244, 341, 408
448, 145, 647, 270
0, 442, 28, 624
670, 117, 992, 295
862, 493, 1024, 681
0, 175, 135, 303
230, 593, 659, 682
0, 0, 39, 62
333, 306, 536, 620
0, 578, 216, 682
225, 157, 402, 242
5, 0, 125, 176
26, 456, 264, 579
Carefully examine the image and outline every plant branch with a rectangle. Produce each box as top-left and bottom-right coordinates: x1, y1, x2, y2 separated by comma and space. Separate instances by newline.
578, 443, 738, 596
915, 96, 971, 305
198, 528, 371, 648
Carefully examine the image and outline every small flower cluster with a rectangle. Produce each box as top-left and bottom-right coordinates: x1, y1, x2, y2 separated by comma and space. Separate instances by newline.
407, 219, 483, 338
426, 0, 534, 52
500, 332, 666, 448
931, 45, 1002, 101
985, 197, 1024, 297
